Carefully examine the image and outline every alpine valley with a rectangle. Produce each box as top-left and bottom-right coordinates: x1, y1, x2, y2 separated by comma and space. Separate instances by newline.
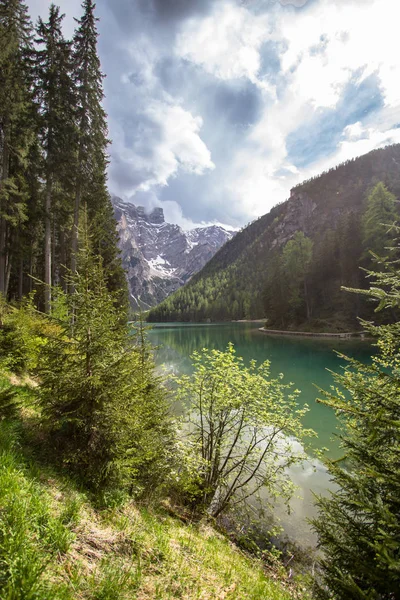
148, 144, 400, 329
112, 197, 234, 308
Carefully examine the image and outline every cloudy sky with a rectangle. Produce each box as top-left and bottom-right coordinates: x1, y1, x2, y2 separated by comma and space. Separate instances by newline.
26, 0, 400, 229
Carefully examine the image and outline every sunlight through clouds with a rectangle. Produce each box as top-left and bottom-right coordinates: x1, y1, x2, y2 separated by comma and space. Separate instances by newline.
25, 0, 400, 228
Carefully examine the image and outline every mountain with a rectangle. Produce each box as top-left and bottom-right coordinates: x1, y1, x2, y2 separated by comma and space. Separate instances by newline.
147, 144, 400, 329
112, 197, 234, 308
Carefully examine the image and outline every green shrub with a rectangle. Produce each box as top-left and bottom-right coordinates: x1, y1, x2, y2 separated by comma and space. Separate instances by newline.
172, 344, 315, 517
0, 296, 58, 374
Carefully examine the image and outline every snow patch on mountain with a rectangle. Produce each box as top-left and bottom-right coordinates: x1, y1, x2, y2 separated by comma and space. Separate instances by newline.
112, 197, 234, 309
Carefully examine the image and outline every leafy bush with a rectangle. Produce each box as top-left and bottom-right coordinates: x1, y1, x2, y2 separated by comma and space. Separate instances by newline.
0, 295, 59, 374
171, 344, 315, 518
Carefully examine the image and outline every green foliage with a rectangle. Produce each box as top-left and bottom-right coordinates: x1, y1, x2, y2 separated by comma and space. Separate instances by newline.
0, 422, 146, 600
38, 239, 173, 493
0, 422, 74, 599
0, 417, 300, 600
0, 382, 18, 421
0, 0, 127, 308
171, 344, 315, 518
0, 295, 55, 373
282, 231, 313, 319
0, 0, 35, 296
361, 182, 398, 260
34, 3, 76, 184
312, 246, 400, 598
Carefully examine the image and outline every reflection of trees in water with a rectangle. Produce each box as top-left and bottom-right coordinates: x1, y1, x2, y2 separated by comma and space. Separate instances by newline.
150, 324, 259, 369
149, 324, 373, 375
153, 342, 192, 376
149, 324, 374, 455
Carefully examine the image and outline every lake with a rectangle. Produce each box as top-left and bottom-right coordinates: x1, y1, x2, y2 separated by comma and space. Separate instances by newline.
148, 322, 374, 548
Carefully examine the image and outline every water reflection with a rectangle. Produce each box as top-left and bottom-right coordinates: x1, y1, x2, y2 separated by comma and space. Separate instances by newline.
149, 322, 373, 457
148, 322, 373, 548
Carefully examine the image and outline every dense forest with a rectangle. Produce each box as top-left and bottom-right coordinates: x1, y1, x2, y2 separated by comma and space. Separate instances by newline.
0, 0, 126, 312
148, 145, 400, 330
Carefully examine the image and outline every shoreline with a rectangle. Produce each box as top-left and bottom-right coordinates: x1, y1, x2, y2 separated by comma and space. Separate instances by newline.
258, 327, 368, 339
231, 319, 265, 323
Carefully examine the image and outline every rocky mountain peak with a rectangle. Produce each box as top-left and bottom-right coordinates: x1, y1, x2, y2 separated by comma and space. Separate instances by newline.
112, 196, 234, 309
148, 207, 165, 225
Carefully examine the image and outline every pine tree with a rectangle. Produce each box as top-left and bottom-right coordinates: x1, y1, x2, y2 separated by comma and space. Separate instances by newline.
282, 231, 313, 321
70, 0, 127, 307
312, 246, 400, 599
263, 251, 290, 328
0, 0, 34, 298
362, 182, 398, 260
71, 1, 105, 274
33, 4, 76, 312
39, 230, 172, 491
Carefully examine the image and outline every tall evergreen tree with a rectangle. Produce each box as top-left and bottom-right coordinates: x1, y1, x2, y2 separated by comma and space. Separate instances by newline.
34, 4, 76, 312
362, 182, 398, 260
282, 231, 313, 321
71, 0, 105, 277
39, 231, 172, 491
312, 248, 400, 599
0, 0, 34, 297
71, 0, 126, 306
263, 251, 290, 328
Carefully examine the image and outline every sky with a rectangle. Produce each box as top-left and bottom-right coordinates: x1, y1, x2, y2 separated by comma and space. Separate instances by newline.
25, 0, 400, 230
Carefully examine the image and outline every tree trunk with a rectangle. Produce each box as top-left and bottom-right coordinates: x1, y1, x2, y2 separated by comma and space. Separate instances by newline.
0, 218, 7, 295
5, 246, 12, 297
44, 176, 52, 313
29, 251, 33, 293
70, 183, 81, 288
18, 255, 23, 300
0, 129, 10, 295
52, 217, 56, 285
59, 227, 67, 292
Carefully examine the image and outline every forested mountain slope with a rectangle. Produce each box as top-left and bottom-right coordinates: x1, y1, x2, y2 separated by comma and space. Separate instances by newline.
148, 144, 400, 329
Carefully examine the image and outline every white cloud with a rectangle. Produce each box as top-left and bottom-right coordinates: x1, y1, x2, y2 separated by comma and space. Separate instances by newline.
170, 0, 400, 223
278, 0, 400, 110
161, 200, 236, 231
343, 122, 366, 142
110, 101, 214, 197
216, 0, 400, 222
225, 125, 400, 221
26, 0, 400, 227
175, 2, 271, 87
142, 102, 215, 188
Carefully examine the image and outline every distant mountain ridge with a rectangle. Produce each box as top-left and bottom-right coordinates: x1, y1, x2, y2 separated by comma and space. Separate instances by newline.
112, 197, 233, 308
147, 144, 400, 327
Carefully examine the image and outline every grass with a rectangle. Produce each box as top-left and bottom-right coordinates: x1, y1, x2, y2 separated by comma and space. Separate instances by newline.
0, 373, 310, 599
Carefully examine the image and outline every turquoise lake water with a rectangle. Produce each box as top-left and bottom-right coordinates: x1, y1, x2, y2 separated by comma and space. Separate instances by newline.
148, 322, 374, 547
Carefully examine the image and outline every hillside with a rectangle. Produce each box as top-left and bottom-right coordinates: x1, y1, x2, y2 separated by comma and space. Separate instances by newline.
147, 144, 400, 329
113, 197, 233, 309
0, 367, 308, 600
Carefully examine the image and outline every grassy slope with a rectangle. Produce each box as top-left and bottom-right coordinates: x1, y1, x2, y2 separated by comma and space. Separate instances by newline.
0, 379, 307, 600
